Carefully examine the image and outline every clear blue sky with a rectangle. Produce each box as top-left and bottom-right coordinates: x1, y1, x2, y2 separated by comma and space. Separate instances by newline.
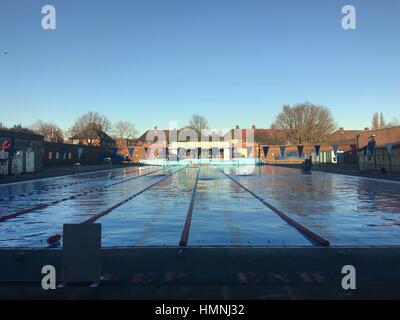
0, 0, 399, 135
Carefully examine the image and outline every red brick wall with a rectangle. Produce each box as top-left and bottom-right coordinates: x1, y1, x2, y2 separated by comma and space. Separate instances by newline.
115, 147, 147, 163
357, 126, 400, 147
258, 144, 341, 161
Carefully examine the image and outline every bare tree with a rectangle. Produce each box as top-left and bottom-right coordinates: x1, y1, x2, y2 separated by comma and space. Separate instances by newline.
69, 111, 111, 146
113, 121, 138, 139
31, 120, 64, 142
272, 102, 336, 144
188, 114, 209, 131
380, 112, 386, 128
372, 112, 380, 130
254, 130, 286, 145
387, 118, 399, 127
113, 121, 138, 146
372, 112, 387, 129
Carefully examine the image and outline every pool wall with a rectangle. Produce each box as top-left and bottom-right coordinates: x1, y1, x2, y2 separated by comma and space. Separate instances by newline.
1, 247, 400, 299
139, 158, 262, 166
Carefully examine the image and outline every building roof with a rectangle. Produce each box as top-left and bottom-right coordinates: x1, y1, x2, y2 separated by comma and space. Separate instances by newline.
0, 128, 44, 141
70, 128, 115, 143
137, 128, 226, 144
136, 127, 287, 145
328, 127, 362, 144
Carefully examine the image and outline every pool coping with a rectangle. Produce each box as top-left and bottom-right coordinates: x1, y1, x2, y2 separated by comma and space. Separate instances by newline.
1, 246, 400, 299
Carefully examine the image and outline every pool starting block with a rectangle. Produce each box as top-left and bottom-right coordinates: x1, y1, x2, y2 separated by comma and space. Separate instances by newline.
60, 223, 101, 288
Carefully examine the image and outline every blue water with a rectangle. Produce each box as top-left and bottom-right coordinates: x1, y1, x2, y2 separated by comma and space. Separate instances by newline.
0, 165, 399, 247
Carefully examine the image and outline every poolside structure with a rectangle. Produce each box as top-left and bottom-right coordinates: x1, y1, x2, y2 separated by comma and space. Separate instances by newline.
0, 129, 44, 176
133, 126, 261, 166
140, 140, 263, 166
359, 142, 400, 173
123, 125, 365, 166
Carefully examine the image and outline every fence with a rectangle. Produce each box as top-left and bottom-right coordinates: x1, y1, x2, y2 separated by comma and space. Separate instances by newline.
359, 145, 400, 173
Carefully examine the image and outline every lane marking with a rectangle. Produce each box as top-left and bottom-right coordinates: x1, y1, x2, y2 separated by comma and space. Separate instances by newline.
0, 166, 150, 202
0, 167, 166, 223
179, 168, 200, 246
46, 166, 187, 244
220, 170, 330, 247
0, 165, 153, 187
82, 167, 186, 224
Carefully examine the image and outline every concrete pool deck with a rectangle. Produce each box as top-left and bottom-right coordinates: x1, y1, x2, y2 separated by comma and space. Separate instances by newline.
1, 246, 400, 299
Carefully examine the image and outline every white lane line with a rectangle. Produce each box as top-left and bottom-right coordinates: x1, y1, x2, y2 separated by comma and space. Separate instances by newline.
0, 166, 154, 187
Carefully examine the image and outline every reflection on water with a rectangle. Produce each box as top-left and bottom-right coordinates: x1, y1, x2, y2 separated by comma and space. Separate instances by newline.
226, 166, 400, 245
0, 165, 400, 247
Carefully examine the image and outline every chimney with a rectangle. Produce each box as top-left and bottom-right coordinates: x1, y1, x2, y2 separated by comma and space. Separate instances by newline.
339, 127, 344, 132
252, 124, 256, 130
364, 127, 369, 131
154, 126, 158, 130
235, 125, 239, 129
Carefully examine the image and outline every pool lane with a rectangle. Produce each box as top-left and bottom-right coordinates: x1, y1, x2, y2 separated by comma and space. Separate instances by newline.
179, 168, 201, 246
226, 166, 400, 246
0, 166, 158, 218
100, 166, 311, 247
0, 166, 146, 196
1, 164, 400, 248
99, 167, 197, 246
0, 167, 140, 202
0, 166, 177, 247
221, 170, 330, 246
187, 167, 311, 246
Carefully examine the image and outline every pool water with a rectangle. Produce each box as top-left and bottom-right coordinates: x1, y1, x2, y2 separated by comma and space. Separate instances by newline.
0, 165, 399, 247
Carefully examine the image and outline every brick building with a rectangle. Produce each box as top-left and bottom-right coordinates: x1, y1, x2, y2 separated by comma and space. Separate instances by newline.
356, 126, 400, 173
68, 128, 115, 147
355, 126, 400, 147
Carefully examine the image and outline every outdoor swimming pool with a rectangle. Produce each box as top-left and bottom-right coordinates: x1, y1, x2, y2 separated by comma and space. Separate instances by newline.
0, 165, 400, 248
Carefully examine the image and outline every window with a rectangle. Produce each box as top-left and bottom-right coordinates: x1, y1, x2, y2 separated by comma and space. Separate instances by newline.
55, 152, 59, 160
48, 152, 52, 160
68, 152, 72, 159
